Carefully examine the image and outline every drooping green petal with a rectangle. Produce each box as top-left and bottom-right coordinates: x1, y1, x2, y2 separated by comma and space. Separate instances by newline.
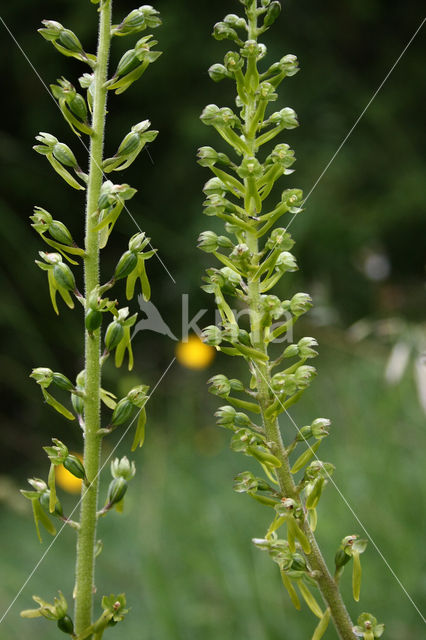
352, 550, 361, 602
297, 580, 323, 618
42, 388, 75, 421
280, 571, 300, 610
48, 463, 57, 513
311, 607, 331, 640
131, 406, 146, 451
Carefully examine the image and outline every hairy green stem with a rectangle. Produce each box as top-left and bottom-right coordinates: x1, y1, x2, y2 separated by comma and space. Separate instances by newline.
74, 0, 112, 634
244, 6, 356, 640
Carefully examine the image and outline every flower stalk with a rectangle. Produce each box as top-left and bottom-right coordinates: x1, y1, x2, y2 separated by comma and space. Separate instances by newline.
74, 0, 112, 633
199, 1, 382, 639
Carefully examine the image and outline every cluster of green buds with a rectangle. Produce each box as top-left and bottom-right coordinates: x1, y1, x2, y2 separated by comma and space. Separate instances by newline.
22, 1, 162, 637
199, 1, 382, 638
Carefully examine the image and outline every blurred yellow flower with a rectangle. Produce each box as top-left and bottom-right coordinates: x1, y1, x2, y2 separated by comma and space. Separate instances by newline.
55, 454, 83, 494
176, 334, 215, 369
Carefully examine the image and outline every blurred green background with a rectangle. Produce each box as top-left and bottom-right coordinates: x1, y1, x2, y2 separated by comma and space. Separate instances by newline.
0, 0, 425, 638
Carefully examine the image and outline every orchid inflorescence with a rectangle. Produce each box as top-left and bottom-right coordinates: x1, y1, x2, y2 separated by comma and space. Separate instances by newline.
20, 2, 161, 637
198, 1, 383, 638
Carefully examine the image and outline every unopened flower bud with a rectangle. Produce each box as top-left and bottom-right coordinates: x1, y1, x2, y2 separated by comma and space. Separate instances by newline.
111, 456, 136, 481
85, 308, 103, 334
268, 107, 298, 130
105, 321, 125, 352
224, 51, 244, 73
215, 405, 237, 426
203, 177, 227, 196
297, 337, 318, 359
52, 372, 74, 391
233, 471, 258, 493
201, 325, 222, 346
208, 374, 231, 397
127, 384, 149, 407
198, 231, 219, 253
208, 64, 231, 82
294, 365, 316, 388
63, 455, 86, 480
57, 28, 84, 54
266, 229, 294, 253
275, 251, 298, 273
52, 142, 78, 168
113, 250, 138, 280
107, 477, 128, 506
290, 292, 312, 317
53, 261, 76, 291
264, 1, 281, 27
49, 220, 74, 246
241, 40, 267, 60
39, 490, 63, 517
111, 397, 134, 426
213, 22, 241, 44
271, 372, 297, 396
57, 615, 74, 635
128, 231, 149, 252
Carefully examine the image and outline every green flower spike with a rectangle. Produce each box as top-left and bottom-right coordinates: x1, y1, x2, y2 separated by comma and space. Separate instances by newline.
25, 2, 163, 638
198, 1, 378, 637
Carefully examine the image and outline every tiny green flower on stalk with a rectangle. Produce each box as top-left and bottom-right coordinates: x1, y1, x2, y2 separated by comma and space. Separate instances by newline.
198, 1, 379, 638
20, 1, 162, 637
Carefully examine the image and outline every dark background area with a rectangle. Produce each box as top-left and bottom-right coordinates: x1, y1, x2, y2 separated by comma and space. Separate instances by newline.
0, 1, 425, 639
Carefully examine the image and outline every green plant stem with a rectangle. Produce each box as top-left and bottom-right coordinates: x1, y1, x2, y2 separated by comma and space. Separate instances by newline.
74, 0, 112, 634
244, 6, 356, 640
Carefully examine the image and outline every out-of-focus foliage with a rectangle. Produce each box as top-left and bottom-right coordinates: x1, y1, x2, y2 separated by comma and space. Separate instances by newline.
1, 343, 425, 639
